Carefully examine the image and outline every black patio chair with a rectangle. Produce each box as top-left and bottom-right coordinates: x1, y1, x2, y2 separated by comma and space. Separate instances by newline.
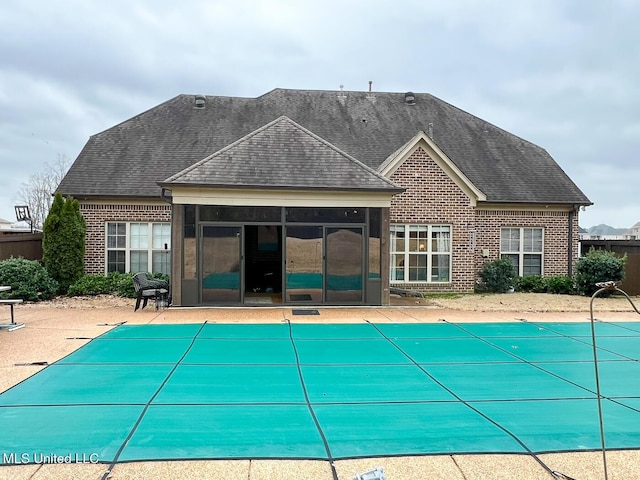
132, 272, 169, 311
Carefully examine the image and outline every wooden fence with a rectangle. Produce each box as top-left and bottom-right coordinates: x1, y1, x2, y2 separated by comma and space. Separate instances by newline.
0, 233, 43, 261
580, 240, 640, 295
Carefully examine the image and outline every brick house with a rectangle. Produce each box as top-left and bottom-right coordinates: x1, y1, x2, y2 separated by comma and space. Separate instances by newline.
57, 88, 591, 306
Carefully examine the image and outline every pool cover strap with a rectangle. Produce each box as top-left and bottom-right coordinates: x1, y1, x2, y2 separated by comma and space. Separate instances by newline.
365, 320, 558, 478
286, 319, 339, 480
101, 322, 208, 480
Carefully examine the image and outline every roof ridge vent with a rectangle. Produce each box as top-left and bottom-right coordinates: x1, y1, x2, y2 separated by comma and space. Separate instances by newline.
194, 95, 206, 109
404, 92, 416, 105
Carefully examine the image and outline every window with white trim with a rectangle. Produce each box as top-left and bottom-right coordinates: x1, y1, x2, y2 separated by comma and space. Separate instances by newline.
500, 227, 543, 276
390, 224, 451, 283
106, 222, 171, 274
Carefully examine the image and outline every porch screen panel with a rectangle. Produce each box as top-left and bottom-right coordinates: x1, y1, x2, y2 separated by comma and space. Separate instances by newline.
326, 227, 363, 303
369, 209, 381, 280
286, 226, 322, 303
183, 205, 196, 279
201, 226, 241, 303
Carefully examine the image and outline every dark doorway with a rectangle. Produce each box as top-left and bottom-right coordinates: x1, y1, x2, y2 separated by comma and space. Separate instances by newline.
244, 225, 282, 304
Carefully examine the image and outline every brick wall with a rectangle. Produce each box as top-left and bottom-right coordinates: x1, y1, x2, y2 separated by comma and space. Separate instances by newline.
390, 146, 476, 293
389, 146, 578, 294
475, 209, 579, 276
79, 153, 581, 290
80, 203, 172, 274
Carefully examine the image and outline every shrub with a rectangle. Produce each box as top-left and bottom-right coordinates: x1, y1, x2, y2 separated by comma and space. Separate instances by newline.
574, 248, 626, 296
476, 258, 515, 293
0, 257, 58, 301
545, 275, 576, 295
43, 193, 86, 294
109, 272, 136, 298
68, 272, 134, 298
67, 272, 169, 299
514, 275, 546, 293
67, 274, 114, 296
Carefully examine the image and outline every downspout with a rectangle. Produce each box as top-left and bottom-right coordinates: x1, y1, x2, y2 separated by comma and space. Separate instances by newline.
161, 187, 172, 204
568, 205, 577, 276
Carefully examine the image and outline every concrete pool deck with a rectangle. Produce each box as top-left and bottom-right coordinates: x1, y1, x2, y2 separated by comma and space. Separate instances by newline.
1, 301, 640, 480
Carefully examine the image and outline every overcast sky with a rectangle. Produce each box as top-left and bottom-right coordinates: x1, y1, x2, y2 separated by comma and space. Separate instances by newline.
1, 0, 638, 229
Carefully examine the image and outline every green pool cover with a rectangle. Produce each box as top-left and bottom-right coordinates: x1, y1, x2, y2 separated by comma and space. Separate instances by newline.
1, 321, 640, 465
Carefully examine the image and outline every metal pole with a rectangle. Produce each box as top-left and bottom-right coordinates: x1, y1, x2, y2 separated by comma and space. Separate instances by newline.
589, 281, 640, 480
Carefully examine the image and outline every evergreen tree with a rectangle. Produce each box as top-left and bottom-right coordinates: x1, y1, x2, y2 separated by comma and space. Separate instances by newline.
43, 193, 86, 293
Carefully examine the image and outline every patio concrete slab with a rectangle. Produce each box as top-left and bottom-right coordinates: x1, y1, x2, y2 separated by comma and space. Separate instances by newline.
28, 464, 107, 480
540, 450, 640, 480
0, 464, 40, 480
452, 454, 552, 480
109, 460, 250, 480
249, 459, 334, 480
335, 456, 466, 480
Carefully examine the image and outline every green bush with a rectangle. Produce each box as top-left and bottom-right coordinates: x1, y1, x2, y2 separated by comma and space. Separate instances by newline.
545, 275, 576, 295
574, 248, 626, 296
110, 272, 136, 298
476, 258, 515, 293
514, 275, 547, 293
68, 272, 135, 298
0, 257, 58, 301
68, 272, 169, 299
43, 193, 86, 294
67, 274, 114, 296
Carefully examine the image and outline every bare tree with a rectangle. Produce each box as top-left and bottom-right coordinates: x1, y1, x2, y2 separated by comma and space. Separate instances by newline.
15, 154, 72, 230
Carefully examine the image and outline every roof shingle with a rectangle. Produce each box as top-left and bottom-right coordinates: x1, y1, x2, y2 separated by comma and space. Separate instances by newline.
162, 116, 400, 192
58, 88, 590, 205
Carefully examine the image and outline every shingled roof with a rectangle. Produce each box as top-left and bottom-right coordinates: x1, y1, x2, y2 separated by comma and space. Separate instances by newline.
58, 88, 591, 205
162, 116, 400, 192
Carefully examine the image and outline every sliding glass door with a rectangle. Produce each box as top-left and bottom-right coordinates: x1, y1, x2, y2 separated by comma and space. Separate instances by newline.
193, 210, 370, 305
201, 226, 241, 303
326, 227, 363, 303
285, 226, 323, 303
285, 226, 364, 304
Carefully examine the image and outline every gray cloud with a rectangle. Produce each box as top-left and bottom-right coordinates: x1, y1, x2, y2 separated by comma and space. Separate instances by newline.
1, 0, 638, 228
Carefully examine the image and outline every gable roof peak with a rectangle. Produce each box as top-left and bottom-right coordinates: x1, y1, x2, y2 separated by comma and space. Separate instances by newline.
378, 130, 486, 205
162, 114, 401, 192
